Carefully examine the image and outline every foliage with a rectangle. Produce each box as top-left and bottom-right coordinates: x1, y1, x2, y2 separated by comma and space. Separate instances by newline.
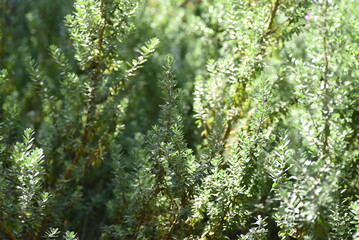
0, 129, 50, 239
1, 0, 358, 239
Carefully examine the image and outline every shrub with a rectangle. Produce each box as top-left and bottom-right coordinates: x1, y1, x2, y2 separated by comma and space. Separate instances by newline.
1, 0, 358, 239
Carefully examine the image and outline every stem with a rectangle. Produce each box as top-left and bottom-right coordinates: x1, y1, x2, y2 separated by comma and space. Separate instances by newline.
322, 0, 330, 155
221, 0, 281, 157
65, 0, 107, 179
264, 0, 281, 40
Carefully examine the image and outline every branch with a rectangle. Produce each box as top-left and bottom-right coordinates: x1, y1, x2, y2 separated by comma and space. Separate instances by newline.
321, 0, 330, 154
221, 1, 281, 157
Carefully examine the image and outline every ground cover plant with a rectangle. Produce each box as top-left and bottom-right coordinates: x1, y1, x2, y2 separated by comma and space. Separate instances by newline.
0, 0, 358, 239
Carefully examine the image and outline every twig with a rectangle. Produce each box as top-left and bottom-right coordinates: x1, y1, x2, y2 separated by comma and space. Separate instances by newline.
322, 0, 330, 154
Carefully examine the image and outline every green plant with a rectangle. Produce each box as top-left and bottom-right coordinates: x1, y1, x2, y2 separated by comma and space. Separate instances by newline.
1, 0, 358, 239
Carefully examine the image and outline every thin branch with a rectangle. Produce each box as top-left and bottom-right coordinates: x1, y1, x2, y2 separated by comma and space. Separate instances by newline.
322, 0, 330, 155
221, 1, 281, 157
65, 0, 107, 179
263, 0, 282, 40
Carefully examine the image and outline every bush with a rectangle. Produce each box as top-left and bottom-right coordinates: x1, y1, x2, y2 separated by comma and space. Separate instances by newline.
1, 0, 358, 239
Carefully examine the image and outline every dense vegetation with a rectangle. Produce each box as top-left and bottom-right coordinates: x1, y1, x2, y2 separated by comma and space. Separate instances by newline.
1, 0, 358, 239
